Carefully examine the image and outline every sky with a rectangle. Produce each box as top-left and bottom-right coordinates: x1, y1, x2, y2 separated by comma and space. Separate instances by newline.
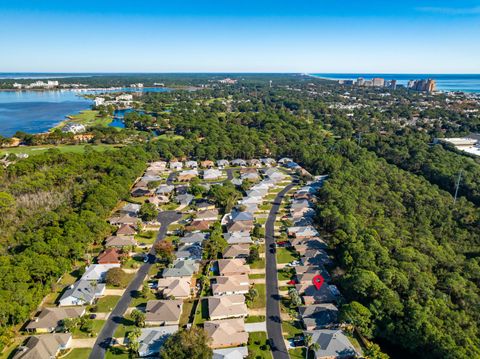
0, 0, 479, 73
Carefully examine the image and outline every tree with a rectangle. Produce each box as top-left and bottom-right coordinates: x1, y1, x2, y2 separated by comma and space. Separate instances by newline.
160, 327, 212, 359
105, 267, 127, 287
189, 177, 206, 197
202, 222, 227, 259
364, 342, 390, 359
130, 309, 146, 328
339, 301, 374, 338
247, 245, 260, 264
245, 287, 258, 307
288, 287, 302, 307
62, 317, 79, 332
140, 202, 158, 222
79, 316, 94, 335
127, 328, 141, 355
304, 334, 320, 359
154, 240, 175, 264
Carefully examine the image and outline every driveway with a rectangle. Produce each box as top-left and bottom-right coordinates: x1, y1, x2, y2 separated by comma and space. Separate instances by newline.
265, 182, 296, 359
89, 210, 182, 359
245, 322, 267, 332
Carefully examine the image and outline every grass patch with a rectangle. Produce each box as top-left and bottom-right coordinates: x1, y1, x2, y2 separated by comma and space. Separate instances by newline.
248, 273, 265, 279
276, 247, 299, 264
245, 315, 266, 323
193, 298, 209, 325
249, 284, 266, 309
130, 286, 157, 307
282, 320, 304, 339
135, 230, 157, 245
113, 317, 136, 339
289, 348, 306, 359
62, 110, 112, 127
44, 269, 81, 306
105, 346, 130, 359
250, 258, 265, 269
248, 332, 272, 359
179, 299, 195, 327
72, 319, 106, 338
106, 272, 136, 289
256, 218, 267, 225
95, 295, 121, 312
62, 348, 92, 359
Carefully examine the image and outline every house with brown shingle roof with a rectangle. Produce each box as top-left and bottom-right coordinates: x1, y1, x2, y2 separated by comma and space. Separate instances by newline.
157, 277, 192, 299
204, 318, 248, 348
222, 244, 250, 259
185, 220, 213, 232
208, 295, 247, 320
201, 160, 215, 168
25, 307, 85, 333
13, 333, 72, 359
217, 259, 250, 276
145, 300, 183, 326
116, 224, 137, 236
97, 248, 121, 265
105, 235, 137, 248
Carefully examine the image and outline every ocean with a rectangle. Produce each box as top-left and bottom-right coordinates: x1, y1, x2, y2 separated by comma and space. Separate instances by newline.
311, 73, 480, 93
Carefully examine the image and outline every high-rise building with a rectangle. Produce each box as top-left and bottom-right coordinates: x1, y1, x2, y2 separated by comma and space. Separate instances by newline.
426, 79, 436, 93
372, 77, 385, 87
356, 77, 365, 86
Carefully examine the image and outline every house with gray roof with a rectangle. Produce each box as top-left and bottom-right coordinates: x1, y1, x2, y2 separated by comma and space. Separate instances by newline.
299, 304, 339, 331
120, 203, 141, 216
58, 280, 105, 306
231, 159, 247, 167
138, 326, 178, 357
145, 300, 183, 326
156, 185, 175, 195
305, 329, 358, 359
175, 193, 194, 206
162, 260, 200, 278
213, 346, 249, 359
25, 307, 86, 333
179, 232, 208, 245
175, 244, 202, 261
217, 159, 229, 168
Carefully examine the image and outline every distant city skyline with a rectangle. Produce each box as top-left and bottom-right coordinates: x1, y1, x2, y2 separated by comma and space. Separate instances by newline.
1, 0, 479, 73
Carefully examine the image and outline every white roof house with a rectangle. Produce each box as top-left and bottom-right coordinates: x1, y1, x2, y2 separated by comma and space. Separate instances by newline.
204, 169, 223, 180
138, 326, 178, 357
81, 264, 120, 282
169, 161, 183, 170
185, 160, 198, 168
58, 280, 105, 306
213, 347, 249, 359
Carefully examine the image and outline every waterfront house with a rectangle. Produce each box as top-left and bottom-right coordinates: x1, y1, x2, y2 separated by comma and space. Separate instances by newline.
145, 300, 183, 326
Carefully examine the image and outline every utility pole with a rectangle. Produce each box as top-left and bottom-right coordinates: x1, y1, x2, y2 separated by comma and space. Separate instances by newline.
453, 171, 462, 205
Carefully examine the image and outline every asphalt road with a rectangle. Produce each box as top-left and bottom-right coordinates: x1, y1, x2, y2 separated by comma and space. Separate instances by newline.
265, 183, 296, 359
89, 210, 182, 359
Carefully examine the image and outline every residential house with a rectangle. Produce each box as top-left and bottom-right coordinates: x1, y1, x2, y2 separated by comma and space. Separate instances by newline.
224, 232, 252, 245
175, 244, 202, 261
108, 214, 139, 226
58, 280, 105, 306
247, 159, 261, 167
222, 244, 250, 259
178, 169, 198, 182
297, 284, 339, 306
204, 319, 248, 348
208, 295, 247, 320
156, 185, 175, 195
169, 161, 183, 170
195, 200, 216, 211
211, 275, 250, 296
185, 220, 213, 232
147, 195, 170, 207
81, 264, 120, 282
138, 326, 178, 357
179, 232, 208, 246
116, 224, 137, 236
278, 157, 293, 164
175, 193, 194, 206
216, 159, 229, 168
195, 209, 219, 221
213, 347, 249, 359
120, 203, 141, 216
299, 304, 339, 331
260, 158, 276, 166
287, 226, 319, 239
145, 300, 183, 326
185, 160, 198, 169
97, 248, 121, 265
148, 161, 167, 172
157, 277, 192, 299
304, 329, 357, 359
217, 259, 251, 276
201, 160, 215, 168
105, 235, 137, 248
231, 159, 247, 167
13, 333, 72, 359
162, 260, 200, 278
25, 307, 85, 333
131, 187, 151, 197
204, 168, 223, 180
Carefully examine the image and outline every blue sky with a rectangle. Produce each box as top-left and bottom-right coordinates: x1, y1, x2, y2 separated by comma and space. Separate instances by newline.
0, 1, 479, 73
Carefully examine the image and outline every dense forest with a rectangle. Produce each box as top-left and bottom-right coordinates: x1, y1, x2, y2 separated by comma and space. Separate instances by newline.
0, 76, 479, 358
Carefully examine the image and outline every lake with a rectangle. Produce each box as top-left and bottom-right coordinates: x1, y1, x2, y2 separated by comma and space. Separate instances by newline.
0, 88, 170, 137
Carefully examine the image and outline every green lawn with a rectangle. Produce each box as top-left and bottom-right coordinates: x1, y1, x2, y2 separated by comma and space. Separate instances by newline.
256, 218, 267, 225
250, 258, 265, 269
130, 286, 157, 307
0, 144, 121, 157
95, 295, 121, 312
105, 347, 130, 359
135, 230, 157, 245
193, 298, 209, 325
113, 317, 136, 339
62, 348, 92, 359
43, 270, 81, 306
250, 284, 266, 309
248, 273, 265, 279
282, 320, 304, 339
248, 332, 272, 359
289, 348, 306, 359
59, 110, 112, 128
179, 299, 195, 327
106, 272, 136, 289
276, 247, 299, 264
72, 320, 106, 338
245, 315, 266, 323
277, 267, 295, 281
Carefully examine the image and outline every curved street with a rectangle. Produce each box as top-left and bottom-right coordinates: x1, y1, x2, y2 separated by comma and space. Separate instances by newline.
89, 210, 182, 359
265, 182, 296, 359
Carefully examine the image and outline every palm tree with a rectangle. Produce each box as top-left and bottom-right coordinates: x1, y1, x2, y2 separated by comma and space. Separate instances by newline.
304, 333, 320, 359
